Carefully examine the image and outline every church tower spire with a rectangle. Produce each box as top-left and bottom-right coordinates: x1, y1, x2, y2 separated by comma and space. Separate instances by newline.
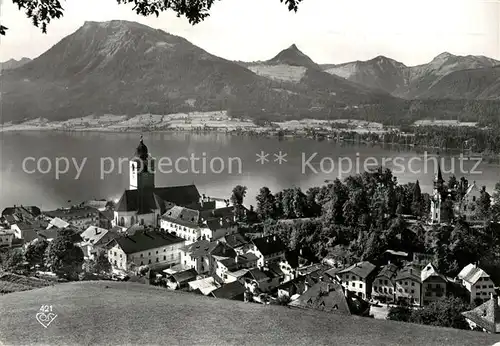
129, 136, 155, 190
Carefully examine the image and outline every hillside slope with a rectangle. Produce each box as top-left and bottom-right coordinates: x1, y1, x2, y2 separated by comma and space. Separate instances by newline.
322, 52, 500, 99
418, 66, 500, 100
0, 281, 498, 345
0, 22, 396, 124
0, 57, 31, 71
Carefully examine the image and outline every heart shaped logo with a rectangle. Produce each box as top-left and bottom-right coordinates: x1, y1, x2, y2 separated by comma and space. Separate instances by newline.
36, 312, 57, 328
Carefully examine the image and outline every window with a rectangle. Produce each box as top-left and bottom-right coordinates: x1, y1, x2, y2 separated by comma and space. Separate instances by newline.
351, 282, 355, 287
389, 288, 393, 294
411, 290, 415, 294
384, 280, 388, 285
473, 196, 476, 202
171, 254, 174, 260
352, 276, 355, 280
148, 252, 151, 256
359, 283, 363, 288
411, 282, 415, 287
140, 254, 143, 258
405, 281, 408, 286
148, 259, 151, 264
114, 252, 117, 256
163, 256, 166, 260
156, 258, 159, 262
140, 261, 144, 265
140, 219, 144, 225
156, 251, 158, 254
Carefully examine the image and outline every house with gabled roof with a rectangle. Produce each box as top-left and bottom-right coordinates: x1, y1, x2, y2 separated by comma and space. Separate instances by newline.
188, 276, 221, 295
79, 226, 118, 260
219, 232, 251, 254
393, 264, 422, 306
421, 263, 447, 305
458, 263, 496, 304
247, 235, 287, 267
462, 294, 500, 333
371, 263, 398, 303
336, 261, 377, 300
106, 228, 186, 271
210, 280, 246, 301
180, 239, 236, 275
289, 279, 351, 315
242, 267, 282, 294
167, 268, 198, 290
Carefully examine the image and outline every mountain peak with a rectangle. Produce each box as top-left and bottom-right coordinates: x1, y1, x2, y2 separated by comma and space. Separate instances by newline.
267, 44, 318, 69
433, 52, 455, 61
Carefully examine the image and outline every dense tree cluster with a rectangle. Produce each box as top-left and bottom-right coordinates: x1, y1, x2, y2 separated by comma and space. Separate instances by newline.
388, 297, 472, 330
246, 167, 500, 278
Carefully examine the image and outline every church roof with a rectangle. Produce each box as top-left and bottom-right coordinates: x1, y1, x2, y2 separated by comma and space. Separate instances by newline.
116, 185, 200, 214
112, 229, 185, 254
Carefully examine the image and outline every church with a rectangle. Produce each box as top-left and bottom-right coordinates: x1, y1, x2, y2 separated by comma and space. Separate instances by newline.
430, 163, 485, 224
113, 138, 211, 230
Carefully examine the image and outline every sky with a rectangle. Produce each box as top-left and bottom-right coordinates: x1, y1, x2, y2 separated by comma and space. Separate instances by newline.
0, 0, 499, 66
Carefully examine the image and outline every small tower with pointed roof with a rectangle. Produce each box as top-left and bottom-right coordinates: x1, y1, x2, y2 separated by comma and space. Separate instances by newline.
129, 136, 155, 191
430, 161, 444, 224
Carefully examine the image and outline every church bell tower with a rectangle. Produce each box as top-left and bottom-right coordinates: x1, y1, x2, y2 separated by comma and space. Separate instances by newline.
129, 136, 155, 191
430, 162, 444, 224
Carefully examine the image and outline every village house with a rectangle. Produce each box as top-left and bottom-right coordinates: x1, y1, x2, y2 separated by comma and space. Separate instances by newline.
188, 276, 221, 296
421, 263, 447, 305
276, 276, 308, 300
235, 252, 259, 269
456, 182, 483, 221
222, 268, 249, 284
2, 205, 41, 223
46, 217, 70, 230
247, 235, 287, 267
210, 280, 246, 301
336, 261, 377, 300
161, 206, 202, 243
371, 263, 398, 303
10, 220, 47, 243
289, 279, 351, 315
167, 268, 198, 290
44, 206, 100, 230
242, 266, 283, 294
458, 263, 496, 304
98, 210, 114, 230
180, 239, 236, 275
106, 228, 186, 271
214, 257, 238, 281
394, 265, 422, 306
80, 226, 117, 260
462, 294, 500, 333
219, 233, 252, 254
0, 229, 15, 248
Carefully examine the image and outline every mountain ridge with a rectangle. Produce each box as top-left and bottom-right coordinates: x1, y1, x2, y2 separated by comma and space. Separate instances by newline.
0, 21, 397, 124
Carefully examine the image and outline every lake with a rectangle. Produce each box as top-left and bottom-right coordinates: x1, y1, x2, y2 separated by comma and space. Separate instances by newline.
1, 131, 499, 211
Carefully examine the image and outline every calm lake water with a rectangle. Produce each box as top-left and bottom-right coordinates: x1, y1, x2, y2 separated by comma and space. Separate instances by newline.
1, 131, 499, 211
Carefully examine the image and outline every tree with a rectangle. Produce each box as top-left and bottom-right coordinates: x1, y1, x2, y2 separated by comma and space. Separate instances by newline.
409, 297, 470, 330
476, 186, 491, 220
25, 239, 49, 268
411, 180, 424, 217
2, 0, 303, 35
256, 187, 276, 221
45, 230, 84, 280
0, 249, 25, 271
387, 302, 412, 323
89, 252, 112, 275
230, 185, 247, 221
